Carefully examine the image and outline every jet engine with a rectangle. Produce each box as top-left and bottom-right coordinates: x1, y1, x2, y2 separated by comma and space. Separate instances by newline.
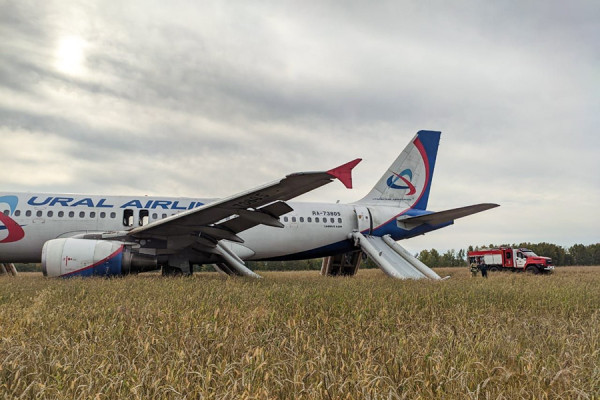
42, 238, 158, 277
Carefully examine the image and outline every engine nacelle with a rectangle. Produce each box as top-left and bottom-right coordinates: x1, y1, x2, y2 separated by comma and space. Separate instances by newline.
42, 238, 157, 277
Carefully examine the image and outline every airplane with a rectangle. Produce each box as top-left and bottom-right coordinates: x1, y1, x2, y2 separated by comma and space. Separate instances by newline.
0, 130, 498, 279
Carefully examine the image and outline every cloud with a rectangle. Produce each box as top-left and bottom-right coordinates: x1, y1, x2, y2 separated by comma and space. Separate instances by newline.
1, 0, 598, 250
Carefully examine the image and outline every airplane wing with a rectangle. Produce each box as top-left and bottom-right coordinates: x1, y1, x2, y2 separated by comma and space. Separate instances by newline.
119, 159, 362, 248
396, 203, 499, 229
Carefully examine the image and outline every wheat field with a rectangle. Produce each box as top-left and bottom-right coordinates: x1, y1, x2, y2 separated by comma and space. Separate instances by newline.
1, 267, 599, 399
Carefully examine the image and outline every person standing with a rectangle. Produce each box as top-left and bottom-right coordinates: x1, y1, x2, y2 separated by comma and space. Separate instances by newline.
470, 261, 479, 277
480, 261, 488, 278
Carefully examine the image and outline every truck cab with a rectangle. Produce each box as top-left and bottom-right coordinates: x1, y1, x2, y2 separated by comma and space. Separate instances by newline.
515, 248, 554, 273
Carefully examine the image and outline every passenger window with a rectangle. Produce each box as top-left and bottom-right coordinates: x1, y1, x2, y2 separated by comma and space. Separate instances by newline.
79, 211, 85, 218
292, 217, 296, 222
307, 217, 312, 223
330, 218, 334, 223
15, 210, 21, 217
36, 211, 42, 217
26, 210, 32, 217
110, 212, 116, 218
152, 213, 158, 220
69, 211, 74, 218
90, 212, 96, 218
315, 217, 319, 223
123, 209, 134, 227
139, 210, 149, 226
162, 214, 167, 219
284, 216, 289, 222
3, 210, 8, 215
338, 218, 342, 223
100, 212, 106, 218
58, 211, 64, 217
299, 217, 304, 222
47, 211, 53, 217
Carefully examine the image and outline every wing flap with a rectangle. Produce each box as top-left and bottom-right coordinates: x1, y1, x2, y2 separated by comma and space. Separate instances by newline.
216, 201, 294, 235
197, 226, 244, 243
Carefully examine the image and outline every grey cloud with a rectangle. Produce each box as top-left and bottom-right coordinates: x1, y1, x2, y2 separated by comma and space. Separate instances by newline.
1, 0, 598, 249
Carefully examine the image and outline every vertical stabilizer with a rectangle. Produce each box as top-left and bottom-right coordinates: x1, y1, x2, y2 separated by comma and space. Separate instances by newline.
356, 130, 440, 210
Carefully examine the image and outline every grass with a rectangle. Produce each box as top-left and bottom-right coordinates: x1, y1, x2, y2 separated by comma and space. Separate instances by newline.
1, 267, 599, 399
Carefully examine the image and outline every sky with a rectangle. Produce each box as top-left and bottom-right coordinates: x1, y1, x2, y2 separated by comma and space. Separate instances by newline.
1, 0, 599, 254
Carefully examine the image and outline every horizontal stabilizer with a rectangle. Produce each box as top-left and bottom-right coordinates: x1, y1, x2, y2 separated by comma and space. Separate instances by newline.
397, 203, 499, 229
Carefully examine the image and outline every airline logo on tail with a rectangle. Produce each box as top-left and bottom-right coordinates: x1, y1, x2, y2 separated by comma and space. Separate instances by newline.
0, 196, 25, 243
386, 169, 416, 195
358, 131, 439, 209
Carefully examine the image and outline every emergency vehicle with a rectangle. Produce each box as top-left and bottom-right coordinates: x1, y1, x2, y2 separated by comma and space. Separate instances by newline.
467, 248, 554, 274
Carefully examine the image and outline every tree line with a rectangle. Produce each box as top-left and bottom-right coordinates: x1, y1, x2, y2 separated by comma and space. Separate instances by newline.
416, 242, 600, 267
250, 242, 600, 270
11, 242, 599, 273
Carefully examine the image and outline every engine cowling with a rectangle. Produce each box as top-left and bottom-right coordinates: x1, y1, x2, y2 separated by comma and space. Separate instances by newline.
42, 238, 157, 277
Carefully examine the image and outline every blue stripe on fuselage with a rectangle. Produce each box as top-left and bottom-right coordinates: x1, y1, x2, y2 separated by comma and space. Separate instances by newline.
261, 218, 453, 261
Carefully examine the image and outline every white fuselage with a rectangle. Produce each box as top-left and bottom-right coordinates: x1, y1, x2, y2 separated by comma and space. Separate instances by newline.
0, 193, 408, 263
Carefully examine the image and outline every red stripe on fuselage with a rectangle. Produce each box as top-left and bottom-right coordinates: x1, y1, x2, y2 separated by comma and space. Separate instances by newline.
0, 213, 25, 243
411, 137, 430, 209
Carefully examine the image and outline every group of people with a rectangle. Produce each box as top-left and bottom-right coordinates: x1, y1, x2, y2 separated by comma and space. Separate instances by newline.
469, 258, 488, 278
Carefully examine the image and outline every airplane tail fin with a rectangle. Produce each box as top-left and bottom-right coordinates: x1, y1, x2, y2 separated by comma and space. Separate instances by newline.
356, 130, 440, 210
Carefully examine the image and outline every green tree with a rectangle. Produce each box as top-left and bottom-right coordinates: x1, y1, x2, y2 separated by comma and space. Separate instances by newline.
569, 244, 592, 265
457, 249, 467, 266
418, 249, 441, 267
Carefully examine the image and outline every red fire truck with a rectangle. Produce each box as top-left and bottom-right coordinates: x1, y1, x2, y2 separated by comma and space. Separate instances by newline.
467, 247, 554, 274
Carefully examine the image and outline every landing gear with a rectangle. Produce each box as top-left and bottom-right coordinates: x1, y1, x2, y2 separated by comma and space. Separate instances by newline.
161, 256, 193, 276
161, 265, 185, 276
321, 250, 362, 276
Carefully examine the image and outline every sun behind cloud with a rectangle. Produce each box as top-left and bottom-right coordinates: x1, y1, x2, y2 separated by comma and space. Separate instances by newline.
55, 35, 87, 75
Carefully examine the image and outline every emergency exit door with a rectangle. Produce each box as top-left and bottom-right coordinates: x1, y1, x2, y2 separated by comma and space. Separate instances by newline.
354, 206, 372, 234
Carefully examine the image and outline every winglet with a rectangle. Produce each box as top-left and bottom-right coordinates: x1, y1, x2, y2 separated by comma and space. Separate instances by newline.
327, 158, 362, 189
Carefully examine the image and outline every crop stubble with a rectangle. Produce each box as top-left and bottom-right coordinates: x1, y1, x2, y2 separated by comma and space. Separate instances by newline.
1, 267, 599, 399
